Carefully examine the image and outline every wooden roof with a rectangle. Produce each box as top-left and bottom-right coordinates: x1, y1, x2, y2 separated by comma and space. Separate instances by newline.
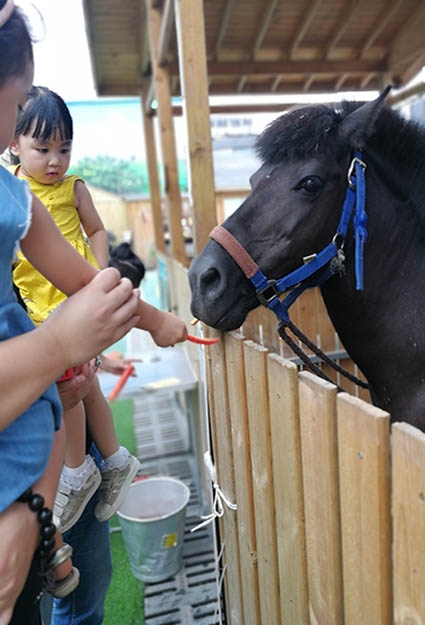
83, 0, 425, 103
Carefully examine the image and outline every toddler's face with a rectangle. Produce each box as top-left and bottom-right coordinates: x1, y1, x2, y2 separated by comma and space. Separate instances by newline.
0, 61, 33, 154
11, 127, 72, 184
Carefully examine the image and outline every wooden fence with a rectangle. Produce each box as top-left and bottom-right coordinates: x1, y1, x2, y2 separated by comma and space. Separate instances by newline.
162, 256, 425, 624
205, 331, 425, 625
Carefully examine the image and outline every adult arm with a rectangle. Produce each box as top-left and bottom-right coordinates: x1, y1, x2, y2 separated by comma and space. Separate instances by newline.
0, 269, 139, 431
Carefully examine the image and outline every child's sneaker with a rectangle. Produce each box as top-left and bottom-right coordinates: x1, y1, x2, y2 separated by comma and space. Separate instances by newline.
94, 453, 140, 522
54, 456, 102, 533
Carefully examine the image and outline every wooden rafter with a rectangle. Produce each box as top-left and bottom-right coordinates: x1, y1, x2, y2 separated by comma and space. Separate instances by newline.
289, 0, 323, 60
214, 0, 237, 60
325, 0, 360, 59
167, 59, 387, 76
358, 0, 403, 59
158, 0, 175, 65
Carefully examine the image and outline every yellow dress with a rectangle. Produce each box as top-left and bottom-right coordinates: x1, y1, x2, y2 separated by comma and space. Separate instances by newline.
12, 168, 99, 325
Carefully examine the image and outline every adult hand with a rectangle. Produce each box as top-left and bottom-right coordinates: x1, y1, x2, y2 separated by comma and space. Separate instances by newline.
57, 361, 96, 410
98, 354, 140, 376
0, 502, 38, 625
44, 268, 140, 368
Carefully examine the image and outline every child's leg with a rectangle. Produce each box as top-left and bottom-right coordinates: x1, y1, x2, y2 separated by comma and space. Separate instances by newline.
83, 374, 140, 522
83, 374, 119, 458
54, 401, 101, 533
62, 401, 86, 468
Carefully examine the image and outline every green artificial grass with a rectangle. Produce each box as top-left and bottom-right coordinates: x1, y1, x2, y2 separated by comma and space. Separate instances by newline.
110, 397, 137, 455
104, 397, 144, 625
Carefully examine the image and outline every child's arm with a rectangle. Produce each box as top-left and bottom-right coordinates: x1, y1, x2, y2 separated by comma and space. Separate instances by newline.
134, 301, 188, 347
74, 180, 109, 269
22, 194, 186, 348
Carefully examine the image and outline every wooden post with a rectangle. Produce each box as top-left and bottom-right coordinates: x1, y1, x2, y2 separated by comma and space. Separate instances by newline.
268, 354, 309, 625
393, 422, 425, 624
244, 340, 281, 625
140, 83, 165, 255
299, 371, 343, 625
337, 393, 392, 625
173, 0, 217, 254
145, 0, 186, 265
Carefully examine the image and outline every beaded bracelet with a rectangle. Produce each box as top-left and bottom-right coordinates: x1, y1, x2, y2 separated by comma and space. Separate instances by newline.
18, 487, 57, 591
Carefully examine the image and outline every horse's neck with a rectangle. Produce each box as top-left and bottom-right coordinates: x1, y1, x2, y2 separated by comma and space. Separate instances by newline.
320, 165, 425, 408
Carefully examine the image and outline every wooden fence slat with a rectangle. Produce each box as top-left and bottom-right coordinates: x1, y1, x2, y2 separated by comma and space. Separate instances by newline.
393, 422, 425, 625
206, 336, 243, 625
267, 354, 309, 625
298, 371, 344, 625
337, 393, 392, 625
244, 340, 281, 625
225, 333, 261, 625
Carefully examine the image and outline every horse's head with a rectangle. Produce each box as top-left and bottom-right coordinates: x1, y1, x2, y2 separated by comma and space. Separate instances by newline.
189, 89, 390, 330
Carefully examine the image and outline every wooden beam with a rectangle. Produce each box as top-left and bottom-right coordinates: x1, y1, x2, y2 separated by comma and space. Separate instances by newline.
358, 0, 403, 59
140, 82, 165, 254
166, 59, 388, 76
252, 0, 279, 58
158, 0, 175, 66
174, 0, 217, 254
325, 0, 359, 59
289, 0, 322, 60
143, 77, 156, 115
146, 0, 186, 264
214, 0, 237, 60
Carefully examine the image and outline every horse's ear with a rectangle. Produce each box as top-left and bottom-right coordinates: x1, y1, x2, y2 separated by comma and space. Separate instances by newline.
337, 85, 392, 148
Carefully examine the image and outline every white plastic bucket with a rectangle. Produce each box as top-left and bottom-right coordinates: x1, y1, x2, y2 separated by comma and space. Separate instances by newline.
117, 476, 190, 582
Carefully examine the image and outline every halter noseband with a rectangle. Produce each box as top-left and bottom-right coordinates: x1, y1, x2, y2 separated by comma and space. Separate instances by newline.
209, 150, 367, 324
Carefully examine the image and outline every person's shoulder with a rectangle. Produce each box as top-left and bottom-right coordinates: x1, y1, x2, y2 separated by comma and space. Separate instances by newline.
0, 164, 26, 191
63, 174, 86, 187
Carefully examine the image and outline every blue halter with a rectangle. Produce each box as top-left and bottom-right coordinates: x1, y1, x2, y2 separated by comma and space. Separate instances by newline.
211, 151, 367, 324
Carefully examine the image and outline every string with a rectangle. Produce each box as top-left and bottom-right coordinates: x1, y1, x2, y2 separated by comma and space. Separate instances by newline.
190, 451, 237, 533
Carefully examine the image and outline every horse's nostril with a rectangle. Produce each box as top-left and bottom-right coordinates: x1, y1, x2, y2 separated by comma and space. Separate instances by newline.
199, 267, 221, 295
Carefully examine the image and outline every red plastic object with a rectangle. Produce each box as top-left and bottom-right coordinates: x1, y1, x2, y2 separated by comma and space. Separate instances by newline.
57, 368, 75, 382
108, 364, 135, 401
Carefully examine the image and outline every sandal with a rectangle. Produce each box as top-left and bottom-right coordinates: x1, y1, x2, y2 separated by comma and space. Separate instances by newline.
43, 543, 80, 598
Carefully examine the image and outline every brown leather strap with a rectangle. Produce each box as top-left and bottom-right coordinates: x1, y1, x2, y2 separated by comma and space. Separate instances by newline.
210, 225, 259, 279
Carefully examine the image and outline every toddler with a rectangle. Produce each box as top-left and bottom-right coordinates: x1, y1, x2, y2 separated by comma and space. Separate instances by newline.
10, 86, 186, 533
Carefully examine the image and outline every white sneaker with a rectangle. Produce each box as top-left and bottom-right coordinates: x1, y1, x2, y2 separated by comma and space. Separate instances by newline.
54, 456, 101, 533
94, 454, 140, 522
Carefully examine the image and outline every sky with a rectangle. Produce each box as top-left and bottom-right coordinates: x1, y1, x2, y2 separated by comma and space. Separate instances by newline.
17, 0, 97, 101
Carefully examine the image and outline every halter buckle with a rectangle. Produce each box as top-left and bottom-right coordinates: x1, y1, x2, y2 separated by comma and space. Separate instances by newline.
257, 280, 279, 305
347, 155, 367, 190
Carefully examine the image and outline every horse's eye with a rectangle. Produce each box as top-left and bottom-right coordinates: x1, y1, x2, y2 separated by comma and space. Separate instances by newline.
296, 176, 323, 194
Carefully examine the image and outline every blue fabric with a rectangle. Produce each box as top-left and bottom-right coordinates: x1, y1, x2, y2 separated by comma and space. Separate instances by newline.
0, 166, 62, 512
41, 446, 112, 625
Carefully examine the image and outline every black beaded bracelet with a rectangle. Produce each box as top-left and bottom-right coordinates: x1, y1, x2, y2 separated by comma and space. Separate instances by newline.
18, 488, 56, 574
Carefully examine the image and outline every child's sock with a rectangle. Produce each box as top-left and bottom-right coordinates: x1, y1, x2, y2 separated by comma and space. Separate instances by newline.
102, 445, 130, 471
60, 455, 98, 490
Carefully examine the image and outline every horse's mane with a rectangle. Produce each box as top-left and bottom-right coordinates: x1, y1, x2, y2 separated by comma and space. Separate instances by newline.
256, 99, 425, 216
256, 99, 425, 170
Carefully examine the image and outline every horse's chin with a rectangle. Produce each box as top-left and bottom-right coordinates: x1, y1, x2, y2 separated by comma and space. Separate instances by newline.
190, 299, 253, 331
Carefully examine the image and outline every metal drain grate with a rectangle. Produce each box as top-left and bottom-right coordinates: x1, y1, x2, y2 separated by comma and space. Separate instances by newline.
134, 391, 190, 460
134, 397, 224, 625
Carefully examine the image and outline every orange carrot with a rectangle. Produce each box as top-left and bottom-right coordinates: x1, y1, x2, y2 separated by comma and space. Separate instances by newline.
187, 334, 220, 345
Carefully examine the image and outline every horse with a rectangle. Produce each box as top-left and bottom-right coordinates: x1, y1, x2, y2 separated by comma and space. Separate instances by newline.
188, 87, 425, 431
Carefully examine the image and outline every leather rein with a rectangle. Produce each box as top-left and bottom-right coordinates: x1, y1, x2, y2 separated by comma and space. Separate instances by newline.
209, 151, 369, 391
